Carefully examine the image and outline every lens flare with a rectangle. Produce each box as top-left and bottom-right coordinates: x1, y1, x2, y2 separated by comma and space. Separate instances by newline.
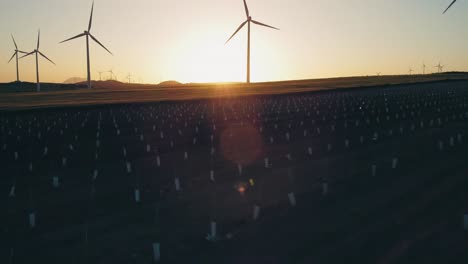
220, 123, 263, 166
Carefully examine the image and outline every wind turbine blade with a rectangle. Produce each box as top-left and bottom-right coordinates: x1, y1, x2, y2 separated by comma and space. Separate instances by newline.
20, 51, 36, 59
88, 1, 94, 31
37, 30, 40, 50
17, 50, 28, 54
11, 35, 18, 49
60, 33, 86, 43
89, 34, 113, 55
243, 0, 250, 18
443, 0, 456, 14
225, 20, 248, 44
8, 52, 17, 63
38, 51, 56, 65
251, 20, 279, 30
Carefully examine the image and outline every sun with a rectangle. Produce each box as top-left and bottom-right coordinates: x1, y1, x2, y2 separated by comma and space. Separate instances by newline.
159, 25, 281, 84
160, 29, 243, 83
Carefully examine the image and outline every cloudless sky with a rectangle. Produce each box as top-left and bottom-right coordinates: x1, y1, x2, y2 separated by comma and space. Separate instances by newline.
1, 0, 467, 84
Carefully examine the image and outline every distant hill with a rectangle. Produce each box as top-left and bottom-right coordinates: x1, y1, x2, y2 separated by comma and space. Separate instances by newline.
77, 80, 128, 89
63, 77, 86, 84
441, 71, 468, 75
158, 80, 182, 86
2, 72, 468, 97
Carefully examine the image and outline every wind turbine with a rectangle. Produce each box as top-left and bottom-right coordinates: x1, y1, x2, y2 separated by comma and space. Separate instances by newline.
108, 69, 115, 80
8, 35, 28, 82
443, 0, 457, 14
435, 62, 444, 73
408, 67, 414, 75
126, 73, 133, 83
422, 63, 426, 75
60, 1, 112, 89
226, 0, 279, 84
20, 30, 55, 92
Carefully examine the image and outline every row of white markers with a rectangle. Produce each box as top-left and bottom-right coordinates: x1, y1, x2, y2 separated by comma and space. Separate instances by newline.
12, 136, 465, 263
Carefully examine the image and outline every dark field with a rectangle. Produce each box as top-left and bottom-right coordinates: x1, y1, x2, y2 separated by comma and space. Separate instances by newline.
1, 79, 468, 263
1, 73, 468, 110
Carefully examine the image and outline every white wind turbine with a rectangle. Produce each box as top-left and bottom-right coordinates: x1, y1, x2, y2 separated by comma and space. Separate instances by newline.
60, 1, 112, 89
20, 30, 55, 92
226, 0, 279, 84
8, 35, 28, 82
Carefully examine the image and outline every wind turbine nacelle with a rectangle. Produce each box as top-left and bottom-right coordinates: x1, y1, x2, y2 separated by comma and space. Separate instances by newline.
248, 16, 252, 21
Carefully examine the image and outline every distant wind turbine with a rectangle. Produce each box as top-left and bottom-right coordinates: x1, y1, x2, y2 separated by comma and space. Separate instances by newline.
226, 0, 279, 84
20, 30, 55, 92
443, 0, 457, 14
107, 69, 115, 80
8, 35, 28, 82
422, 63, 426, 75
435, 62, 444, 73
126, 73, 133, 83
408, 67, 414, 75
60, 1, 112, 89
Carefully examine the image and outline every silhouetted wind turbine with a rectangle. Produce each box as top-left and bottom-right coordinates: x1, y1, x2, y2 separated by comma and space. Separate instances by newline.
422, 63, 426, 75
8, 35, 28, 82
60, 1, 112, 89
435, 62, 444, 73
108, 69, 115, 80
408, 67, 413, 75
226, 0, 279, 84
20, 30, 55, 92
126, 73, 133, 83
443, 0, 457, 14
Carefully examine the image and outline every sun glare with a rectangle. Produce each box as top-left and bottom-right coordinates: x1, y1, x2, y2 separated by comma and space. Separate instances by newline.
159, 24, 282, 84
160, 29, 243, 83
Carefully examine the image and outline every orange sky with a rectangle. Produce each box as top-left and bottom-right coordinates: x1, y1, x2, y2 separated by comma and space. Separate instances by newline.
1, 0, 467, 84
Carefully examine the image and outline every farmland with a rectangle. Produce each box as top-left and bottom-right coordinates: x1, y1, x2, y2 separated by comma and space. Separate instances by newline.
1, 73, 468, 110
1, 77, 468, 263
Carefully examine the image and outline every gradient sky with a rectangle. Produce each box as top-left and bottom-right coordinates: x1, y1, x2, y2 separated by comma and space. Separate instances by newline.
1, 0, 467, 84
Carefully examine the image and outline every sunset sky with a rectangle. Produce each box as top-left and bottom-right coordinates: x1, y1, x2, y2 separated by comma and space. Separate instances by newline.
1, 0, 467, 84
